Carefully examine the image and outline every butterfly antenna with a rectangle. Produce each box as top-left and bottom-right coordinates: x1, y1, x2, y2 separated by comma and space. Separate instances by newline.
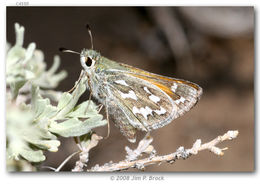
59, 47, 80, 55
86, 24, 94, 50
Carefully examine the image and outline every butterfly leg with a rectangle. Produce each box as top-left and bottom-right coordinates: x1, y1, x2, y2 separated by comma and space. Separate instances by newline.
97, 104, 104, 113
67, 70, 84, 93
104, 99, 110, 139
95, 102, 110, 139
85, 87, 93, 113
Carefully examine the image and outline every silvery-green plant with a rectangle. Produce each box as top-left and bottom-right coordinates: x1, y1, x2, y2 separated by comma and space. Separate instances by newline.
6, 23, 107, 171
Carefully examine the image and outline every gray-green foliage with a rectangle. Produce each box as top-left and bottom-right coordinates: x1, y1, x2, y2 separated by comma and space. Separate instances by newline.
6, 23, 107, 170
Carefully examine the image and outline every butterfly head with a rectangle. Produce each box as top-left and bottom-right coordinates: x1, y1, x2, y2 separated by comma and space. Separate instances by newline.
80, 49, 101, 72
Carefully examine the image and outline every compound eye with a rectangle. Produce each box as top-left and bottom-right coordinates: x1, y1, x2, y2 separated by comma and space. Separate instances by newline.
85, 57, 92, 67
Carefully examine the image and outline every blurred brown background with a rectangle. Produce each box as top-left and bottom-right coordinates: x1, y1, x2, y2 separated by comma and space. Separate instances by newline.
6, 7, 254, 172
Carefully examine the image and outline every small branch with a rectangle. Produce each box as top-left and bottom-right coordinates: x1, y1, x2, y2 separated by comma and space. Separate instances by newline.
41, 166, 57, 171
188, 130, 239, 156
88, 130, 239, 172
55, 151, 80, 172
125, 133, 155, 161
72, 134, 103, 172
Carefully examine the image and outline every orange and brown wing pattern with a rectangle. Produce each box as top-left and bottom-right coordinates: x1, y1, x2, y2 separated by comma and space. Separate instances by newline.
122, 63, 203, 116
106, 72, 176, 132
105, 64, 202, 131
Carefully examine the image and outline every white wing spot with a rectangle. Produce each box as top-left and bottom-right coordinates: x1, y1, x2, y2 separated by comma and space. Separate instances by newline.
115, 80, 129, 86
175, 97, 186, 104
144, 87, 160, 103
133, 106, 153, 120
120, 90, 138, 100
144, 87, 151, 94
154, 107, 167, 115
171, 83, 178, 92
149, 94, 160, 103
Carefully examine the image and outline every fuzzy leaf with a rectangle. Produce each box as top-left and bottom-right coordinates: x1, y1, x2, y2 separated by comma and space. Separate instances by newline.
66, 100, 99, 118
7, 159, 36, 172
57, 92, 73, 110
6, 105, 59, 162
55, 74, 87, 118
9, 80, 26, 99
31, 86, 58, 119
6, 23, 67, 98
19, 149, 46, 162
32, 55, 67, 89
49, 114, 107, 137
6, 23, 107, 169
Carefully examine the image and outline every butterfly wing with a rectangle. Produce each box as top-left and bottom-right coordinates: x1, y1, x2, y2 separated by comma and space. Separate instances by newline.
123, 63, 203, 117
104, 64, 202, 134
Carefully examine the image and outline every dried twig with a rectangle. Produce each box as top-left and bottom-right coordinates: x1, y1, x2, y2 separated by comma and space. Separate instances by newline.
72, 134, 103, 172
125, 133, 155, 161
88, 130, 239, 172
42, 134, 103, 172
55, 151, 80, 172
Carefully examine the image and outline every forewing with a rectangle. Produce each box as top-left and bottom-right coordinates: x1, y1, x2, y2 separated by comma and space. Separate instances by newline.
123, 64, 203, 117
105, 65, 202, 131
